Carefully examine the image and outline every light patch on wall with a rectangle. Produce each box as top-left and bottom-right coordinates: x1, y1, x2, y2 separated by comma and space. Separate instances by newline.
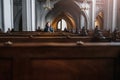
57, 19, 67, 31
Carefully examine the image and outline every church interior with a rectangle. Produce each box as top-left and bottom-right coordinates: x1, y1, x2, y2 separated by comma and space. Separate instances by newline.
0, 0, 120, 80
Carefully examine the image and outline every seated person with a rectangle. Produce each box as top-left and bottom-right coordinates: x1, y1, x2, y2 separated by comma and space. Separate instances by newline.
44, 22, 54, 32
94, 26, 99, 34
64, 27, 68, 32
93, 26, 105, 40
7, 28, 11, 33
36, 26, 41, 32
94, 26, 102, 37
112, 28, 120, 40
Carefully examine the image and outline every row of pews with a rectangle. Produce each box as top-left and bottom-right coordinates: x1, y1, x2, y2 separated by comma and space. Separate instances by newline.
0, 31, 120, 80
0, 31, 119, 43
0, 32, 93, 43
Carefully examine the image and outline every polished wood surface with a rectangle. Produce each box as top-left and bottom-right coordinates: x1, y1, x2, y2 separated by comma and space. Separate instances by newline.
0, 42, 120, 80
0, 32, 120, 80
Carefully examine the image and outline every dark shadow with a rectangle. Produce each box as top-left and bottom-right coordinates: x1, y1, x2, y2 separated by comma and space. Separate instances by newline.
19, 15, 22, 31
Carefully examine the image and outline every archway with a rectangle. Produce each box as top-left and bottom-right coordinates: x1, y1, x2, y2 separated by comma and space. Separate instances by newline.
95, 12, 104, 29
44, 0, 81, 33
52, 12, 76, 32
57, 19, 67, 31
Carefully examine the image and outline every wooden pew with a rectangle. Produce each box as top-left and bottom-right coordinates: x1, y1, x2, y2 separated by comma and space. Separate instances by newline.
0, 42, 120, 80
0, 36, 92, 43
0, 31, 119, 43
0, 32, 93, 43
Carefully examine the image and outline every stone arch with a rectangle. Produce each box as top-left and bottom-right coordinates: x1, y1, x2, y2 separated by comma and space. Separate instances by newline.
74, 1, 89, 29
43, 0, 81, 32
51, 12, 76, 31
81, 10, 89, 29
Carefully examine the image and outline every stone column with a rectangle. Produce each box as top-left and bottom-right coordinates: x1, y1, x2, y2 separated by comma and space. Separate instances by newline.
91, 0, 96, 30
22, 0, 36, 31
104, 0, 117, 32
79, 13, 81, 30
0, 0, 3, 30
89, 2, 92, 30
3, 0, 14, 32
112, 0, 117, 31
81, 14, 85, 29
31, 0, 36, 31
104, 0, 111, 31
117, 0, 120, 30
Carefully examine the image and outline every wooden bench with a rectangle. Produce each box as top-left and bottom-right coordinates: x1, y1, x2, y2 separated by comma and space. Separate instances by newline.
0, 36, 92, 43
0, 42, 120, 80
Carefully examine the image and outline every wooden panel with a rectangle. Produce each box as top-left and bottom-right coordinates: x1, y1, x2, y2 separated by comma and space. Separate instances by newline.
0, 42, 120, 80
30, 59, 115, 80
0, 58, 13, 80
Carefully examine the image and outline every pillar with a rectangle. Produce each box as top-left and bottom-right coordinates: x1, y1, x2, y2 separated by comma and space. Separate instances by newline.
117, 0, 120, 30
91, 0, 96, 30
22, 0, 36, 31
3, 0, 14, 32
112, 0, 117, 31
81, 14, 85, 28
0, 0, 3, 30
104, 0, 112, 31
104, 0, 117, 32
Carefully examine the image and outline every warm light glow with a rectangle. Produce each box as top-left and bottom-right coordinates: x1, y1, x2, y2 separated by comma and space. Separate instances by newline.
95, 20, 100, 28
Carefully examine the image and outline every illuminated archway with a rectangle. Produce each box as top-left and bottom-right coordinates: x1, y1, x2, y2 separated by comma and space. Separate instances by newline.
57, 19, 67, 31
52, 12, 76, 32
95, 12, 104, 29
